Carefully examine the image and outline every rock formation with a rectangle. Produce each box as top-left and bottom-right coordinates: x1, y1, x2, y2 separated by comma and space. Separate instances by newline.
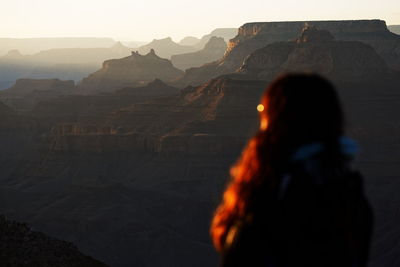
77, 50, 184, 94
0, 215, 107, 266
171, 37, 227, 70
175, 20, 400, 87
228, 20, 400, 71
137, 37, 198, 59
239, 26, 389, 81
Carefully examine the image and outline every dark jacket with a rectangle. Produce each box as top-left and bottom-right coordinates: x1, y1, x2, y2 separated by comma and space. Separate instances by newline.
221, 155, 373, 267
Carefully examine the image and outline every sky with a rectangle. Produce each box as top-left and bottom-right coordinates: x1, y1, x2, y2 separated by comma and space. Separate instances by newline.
1, 0, 399, 42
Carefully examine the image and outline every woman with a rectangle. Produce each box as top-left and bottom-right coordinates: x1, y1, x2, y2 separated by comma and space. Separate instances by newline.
211, 74, 373, 267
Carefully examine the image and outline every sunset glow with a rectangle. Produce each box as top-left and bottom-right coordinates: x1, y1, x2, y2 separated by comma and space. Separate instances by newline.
1, 0, 399, 41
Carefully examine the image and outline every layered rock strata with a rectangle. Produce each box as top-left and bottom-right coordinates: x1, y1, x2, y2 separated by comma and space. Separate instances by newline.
176, 20, 400, 87
239, 26, 389, 81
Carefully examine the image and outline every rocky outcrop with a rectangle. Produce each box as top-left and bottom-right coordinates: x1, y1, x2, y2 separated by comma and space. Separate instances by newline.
77, 50, 184, 94
171, 37, 227, 70
239, 26, 389, 81
138, 37, 198, 59
0, 215, 107, 266
176, 20, 400, 87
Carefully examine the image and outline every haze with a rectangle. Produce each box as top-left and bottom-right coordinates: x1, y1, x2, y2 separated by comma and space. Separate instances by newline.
2, 0, 399, 41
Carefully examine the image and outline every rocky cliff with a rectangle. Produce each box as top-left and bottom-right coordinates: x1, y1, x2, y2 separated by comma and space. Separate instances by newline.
78, 50, 184, 94
231, 20, 400, 70
171, 37, 227, 70
239, 26, 389, 81
176, 20, 400, 87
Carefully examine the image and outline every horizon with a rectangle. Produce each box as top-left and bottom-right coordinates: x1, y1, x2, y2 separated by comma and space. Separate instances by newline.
1, 0, 399, 42
0, 20, 399, 43
1, 20, 399, 44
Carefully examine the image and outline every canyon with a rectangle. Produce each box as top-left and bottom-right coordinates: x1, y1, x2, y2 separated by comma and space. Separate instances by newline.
0, 20, 399, 267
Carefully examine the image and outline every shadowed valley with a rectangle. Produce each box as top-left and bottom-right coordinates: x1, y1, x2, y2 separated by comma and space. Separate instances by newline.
0, 20, 399, 267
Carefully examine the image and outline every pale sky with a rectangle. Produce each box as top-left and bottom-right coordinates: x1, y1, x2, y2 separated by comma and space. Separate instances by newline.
1, 0, 399, 42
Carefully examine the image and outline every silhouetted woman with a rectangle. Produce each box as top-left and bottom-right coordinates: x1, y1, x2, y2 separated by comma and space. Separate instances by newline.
211, 73, 373, 267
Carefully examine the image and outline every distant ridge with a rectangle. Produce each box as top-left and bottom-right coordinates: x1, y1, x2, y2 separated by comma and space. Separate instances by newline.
78, 49, 183, 93
175, 19, 400, 87
0, 37, 116, 56
0, 43, 132, 87
138, 37, 197, 59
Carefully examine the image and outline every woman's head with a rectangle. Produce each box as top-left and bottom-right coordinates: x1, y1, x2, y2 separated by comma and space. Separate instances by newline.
211, 73, 345, 251
258, 73, 344, 145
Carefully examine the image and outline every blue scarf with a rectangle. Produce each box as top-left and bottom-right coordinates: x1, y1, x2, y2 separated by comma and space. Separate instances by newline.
292, 136, 359, 162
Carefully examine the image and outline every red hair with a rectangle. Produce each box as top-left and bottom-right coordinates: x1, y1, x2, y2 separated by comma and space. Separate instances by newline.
210, 73, 344, 251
